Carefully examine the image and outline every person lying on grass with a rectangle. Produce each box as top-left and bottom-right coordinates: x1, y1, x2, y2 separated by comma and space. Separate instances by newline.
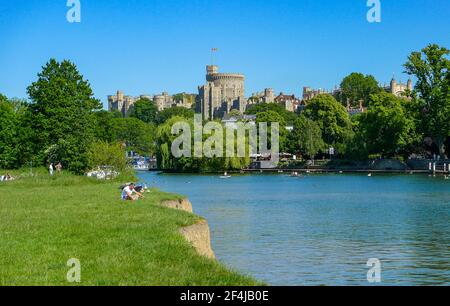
121, 183, 144, 201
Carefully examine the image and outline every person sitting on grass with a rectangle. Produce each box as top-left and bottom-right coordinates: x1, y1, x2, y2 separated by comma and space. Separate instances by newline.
121, 183, 144, 201
0, 173, 14, 182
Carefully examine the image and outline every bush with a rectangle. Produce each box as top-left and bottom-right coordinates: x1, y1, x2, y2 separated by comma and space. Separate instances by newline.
87, 141, 129, 172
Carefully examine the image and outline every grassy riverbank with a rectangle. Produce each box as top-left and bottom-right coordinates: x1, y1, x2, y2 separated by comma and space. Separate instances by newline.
0, 169, 259, 286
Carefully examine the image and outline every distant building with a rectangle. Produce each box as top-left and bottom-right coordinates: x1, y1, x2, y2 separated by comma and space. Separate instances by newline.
108, 91, 195, 115
173, 93, 197, 109
197, 65, 247, 120
303, 87, 328, 101
153, 92, 173, 111
384, 78, 413, 97
274, 93, 301, 112
250, 88, 275, 104
108, 91, 136, 117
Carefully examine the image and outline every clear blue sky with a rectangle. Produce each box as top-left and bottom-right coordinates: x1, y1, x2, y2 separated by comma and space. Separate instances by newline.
1, 0, 449, 108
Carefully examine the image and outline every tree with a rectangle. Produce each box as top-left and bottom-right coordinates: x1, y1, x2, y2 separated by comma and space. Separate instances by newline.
256, 111, 288, 152
357, 92, 418, 158
155, 117, 250, 173
303, 94, 353, 154
0, 95, 20, 169
110, 118, 156, 156
287, 116, 325, 159
128, 97, 158, 124
87, 141, 129, 172
156, 107, 194, 125
227, 109, 242, 117
338, 73, 381, 107
246, 102, 297, 124
26, 59, 102, 173
404, 44, 450, 157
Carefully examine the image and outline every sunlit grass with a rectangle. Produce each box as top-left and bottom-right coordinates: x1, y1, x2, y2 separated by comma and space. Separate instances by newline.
0, 171, 259, 286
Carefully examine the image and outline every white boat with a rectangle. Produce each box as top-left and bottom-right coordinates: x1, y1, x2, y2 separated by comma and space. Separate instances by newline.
133, 161, 150, 171
220, 172, 232, 179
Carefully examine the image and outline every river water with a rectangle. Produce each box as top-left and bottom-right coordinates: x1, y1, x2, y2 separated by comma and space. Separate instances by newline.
137, 172, 450, 286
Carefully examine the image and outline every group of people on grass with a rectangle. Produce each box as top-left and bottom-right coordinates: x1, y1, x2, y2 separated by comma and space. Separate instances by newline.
49, 163, 63, 176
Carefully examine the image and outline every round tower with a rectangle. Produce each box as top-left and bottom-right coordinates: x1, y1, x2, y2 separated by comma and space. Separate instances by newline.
407, 79, 413, 91
390, 78, 397, 94
206, 65, 219, 76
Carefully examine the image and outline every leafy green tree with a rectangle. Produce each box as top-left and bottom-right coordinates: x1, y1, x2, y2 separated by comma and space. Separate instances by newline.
87, 141, 129, 172
357, 92, 418, 158
256, 111, 288, 152
26, 59, 102, 173
110, 118, 156, 156
0, 95, 20, 169
227, 109, 242, 117
404, 44, 450, 157
287, 116, 325, 159
303, 94, 353, 154
338, 73, 381, 107
246, 103, 297, 124
128, 97, 158, 124
93, 110, 116, 142
156, 107, 194, 125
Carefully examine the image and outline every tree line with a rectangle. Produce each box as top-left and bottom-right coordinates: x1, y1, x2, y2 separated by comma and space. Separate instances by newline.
0, 44, 449, 174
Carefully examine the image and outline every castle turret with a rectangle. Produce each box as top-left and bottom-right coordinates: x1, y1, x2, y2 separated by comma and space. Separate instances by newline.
407, 79, 413, 91
207, 65, 219, 75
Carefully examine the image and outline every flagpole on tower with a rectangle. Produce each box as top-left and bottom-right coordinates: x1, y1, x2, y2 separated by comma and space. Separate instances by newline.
211, 48, 218, 65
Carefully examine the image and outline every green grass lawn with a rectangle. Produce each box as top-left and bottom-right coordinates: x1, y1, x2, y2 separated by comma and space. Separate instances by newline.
0, 170, 259, 286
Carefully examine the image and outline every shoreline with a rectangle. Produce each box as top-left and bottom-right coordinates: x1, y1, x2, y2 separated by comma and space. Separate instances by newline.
147, 168, 449, 175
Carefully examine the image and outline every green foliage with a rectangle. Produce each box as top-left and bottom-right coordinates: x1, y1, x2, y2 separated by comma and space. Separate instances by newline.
155, 117, 250, 173
87, 141, 129, 172
128, 98, 158, 124
156, 107, 195, 125
287, 116, 325, 158
337, 72, 381, 107
356, 92, 418, 158
0, 96, 20, 169
92, 110, 116, 142
256, 111, 288, 152
26, 59, 102, 173
246, 103, 297, 124
0, 96, 33, 169
110, 118, 156, 156
404, 44, 450, 156
227, 109, 242, 117
303, 94, 353, 154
